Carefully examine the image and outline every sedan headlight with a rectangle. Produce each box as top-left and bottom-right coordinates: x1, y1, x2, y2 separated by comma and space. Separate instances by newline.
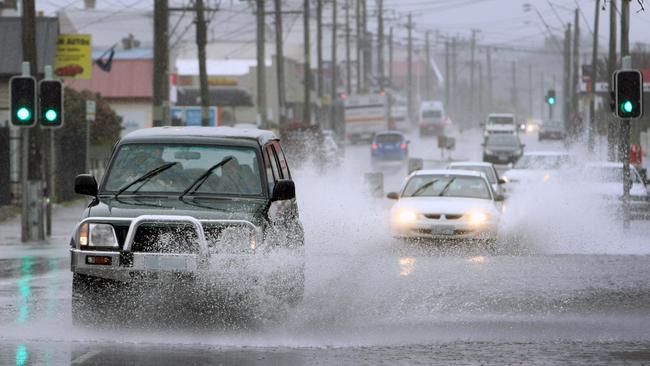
467, 210, 490, 226
79, 223, 119, 248
395, 210, 419, 224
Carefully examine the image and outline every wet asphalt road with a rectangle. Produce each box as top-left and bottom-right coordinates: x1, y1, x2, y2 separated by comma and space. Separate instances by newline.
1, 128, 650, 365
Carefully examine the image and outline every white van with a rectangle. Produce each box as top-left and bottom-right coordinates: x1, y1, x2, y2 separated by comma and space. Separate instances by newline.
419, 101, 446, 136
484, 113, 517, 136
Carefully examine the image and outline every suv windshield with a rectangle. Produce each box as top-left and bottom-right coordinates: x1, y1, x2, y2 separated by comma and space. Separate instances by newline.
486, 134, 520, 147
403, 175, 491, 200
488, 116, 514, 125
515, 155, 570, 169
103, 144, 263, 196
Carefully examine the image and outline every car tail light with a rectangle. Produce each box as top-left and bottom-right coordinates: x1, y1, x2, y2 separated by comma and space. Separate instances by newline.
400, 143, 407, 150
371, 143, 378, 150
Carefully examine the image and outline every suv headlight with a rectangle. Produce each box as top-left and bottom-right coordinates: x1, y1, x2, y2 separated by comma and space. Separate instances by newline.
79, 223, 119, 248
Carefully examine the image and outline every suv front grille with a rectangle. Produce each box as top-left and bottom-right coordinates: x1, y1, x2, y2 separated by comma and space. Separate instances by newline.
131, 223, 201, 254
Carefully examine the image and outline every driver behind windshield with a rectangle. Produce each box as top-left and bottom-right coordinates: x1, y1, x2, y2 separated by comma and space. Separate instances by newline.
211, 156, 260, 194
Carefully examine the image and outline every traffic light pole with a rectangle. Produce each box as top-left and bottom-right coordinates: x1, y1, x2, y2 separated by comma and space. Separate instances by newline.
549, 104, 553, 120
20, 62, 30, 242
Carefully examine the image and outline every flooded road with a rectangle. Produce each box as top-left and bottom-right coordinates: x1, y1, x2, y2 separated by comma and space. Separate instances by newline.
1, 129, 650, 365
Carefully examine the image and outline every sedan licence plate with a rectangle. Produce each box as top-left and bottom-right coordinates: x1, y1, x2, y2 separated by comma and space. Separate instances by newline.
430, 225, 455, 235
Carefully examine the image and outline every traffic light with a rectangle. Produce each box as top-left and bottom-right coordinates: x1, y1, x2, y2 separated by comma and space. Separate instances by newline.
39, 80, 63, 127
615, 70, 643, 119
546, 89, 556, 105
9, 76, 36, 126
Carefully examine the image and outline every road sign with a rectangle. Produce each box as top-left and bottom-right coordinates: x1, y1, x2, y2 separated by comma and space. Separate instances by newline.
55, 34, 92, 79
86, 100, 96, 121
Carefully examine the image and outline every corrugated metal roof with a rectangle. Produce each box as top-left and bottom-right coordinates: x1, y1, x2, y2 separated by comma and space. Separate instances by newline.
0, 17, 59, 75
66, 59, 152, 99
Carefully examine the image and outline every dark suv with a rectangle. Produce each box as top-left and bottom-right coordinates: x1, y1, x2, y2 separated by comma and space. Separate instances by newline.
482, 133, 524, 165
70, 127, 304, 323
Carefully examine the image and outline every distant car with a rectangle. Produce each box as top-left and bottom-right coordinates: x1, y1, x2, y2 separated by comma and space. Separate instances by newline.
419, 100, 447, 136
371, 131, 409, 161
538, 120, 566, 141
387, 170, 503, 242
447, 161, 507, 197
583, 162, 650, 220
502, 151, 574, 189
482, 133, 524, 165
483, 113, 518, 137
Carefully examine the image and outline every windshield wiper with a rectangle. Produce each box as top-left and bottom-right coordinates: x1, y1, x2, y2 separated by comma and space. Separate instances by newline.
178, 156, 233, 201
437, 177, 456, 197
114, 162, 178, 198
411, 179, 438, 197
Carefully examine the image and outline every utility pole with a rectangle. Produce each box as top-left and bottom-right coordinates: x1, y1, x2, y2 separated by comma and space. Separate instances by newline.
511, 60, 517, 115
21, 0, 44, 242
388, 26, 393, 87
451, 37, 457, 119
407, 13, 413, 122
486, 47, 493, 112
356, 0, 362, 92
425, 31, 431, 100
377, 0, 384, 86
362, 0, 370, 89
571, 8, 580, 137
444, 39, 450, 108
588, 0, 600, 152
607, 0, 617, 160
153, 0, 169, 127
470, 29, 478, 123
329, 0, 338, 129
195, 0, 210, 126
303, 0, 311, 124
256, 0, 267, 128
274, 0, 287, 126
345, 0, 352, 94
528, 64, 533, 117
478, 62, 483, 119
541, 72, 545, 119
317, 0, 323, 102
621, 0, 631, 228
563, 23, 572, 131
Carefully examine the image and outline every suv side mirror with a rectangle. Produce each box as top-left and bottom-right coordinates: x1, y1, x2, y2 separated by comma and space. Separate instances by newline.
74, 174, 98, 197
271, 179, 296, 201
386, 192, 399, 200
498, 177, 507, 184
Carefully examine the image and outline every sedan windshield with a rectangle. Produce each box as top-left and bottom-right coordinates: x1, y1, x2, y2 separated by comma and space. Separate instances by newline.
403, 175, 492, 200
375, 134, 403, 144
488, 116, 514, 125
448, 165, 497, 184
103, 144, 263, 196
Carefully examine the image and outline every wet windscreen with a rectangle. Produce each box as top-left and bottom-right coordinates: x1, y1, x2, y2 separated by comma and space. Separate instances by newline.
103, 143, 263, 196
422, 110, 442, 118
486, 134, 520, 147
402, 175, 491, 199
515, 155, 571, 170
375, 134, 403, 144
449, 165, 497, 183
488, 116, 515, 125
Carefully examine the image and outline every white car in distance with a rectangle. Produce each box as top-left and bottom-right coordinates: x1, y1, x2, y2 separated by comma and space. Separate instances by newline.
387, 170, 503, 242
502, 151, 573, 191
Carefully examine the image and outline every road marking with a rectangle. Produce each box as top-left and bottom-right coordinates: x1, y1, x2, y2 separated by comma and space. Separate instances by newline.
71, 350, 100, 364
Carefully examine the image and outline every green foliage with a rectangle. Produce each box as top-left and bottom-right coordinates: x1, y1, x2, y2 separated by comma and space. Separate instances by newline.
61, 87, 122, 145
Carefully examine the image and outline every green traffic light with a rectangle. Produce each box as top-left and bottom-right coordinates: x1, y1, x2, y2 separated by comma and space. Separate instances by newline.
547, 97, 556, 105
621, 100, 634, 113
16, 107, 31, 121
44, 109, 58, 122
